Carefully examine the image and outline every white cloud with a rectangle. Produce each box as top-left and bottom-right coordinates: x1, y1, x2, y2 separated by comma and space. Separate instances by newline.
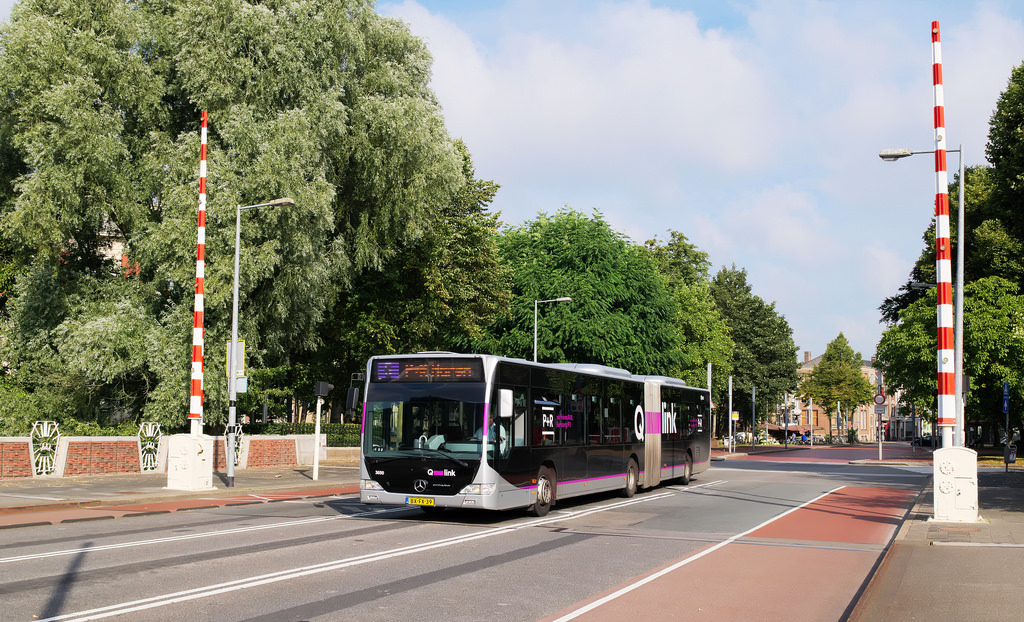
387, 0, 778, 188
5, 0, 1020, 360
378, 0, 1024, 358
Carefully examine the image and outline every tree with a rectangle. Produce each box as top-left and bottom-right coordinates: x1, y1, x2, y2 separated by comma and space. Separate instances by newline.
874, 291, 936, 416
0, 0, 465, 430
986, 62, 1024, 247
877, 61, 1024, 445
644, 230, 712, 287
799, 333, 874, 441
709, 265, 799, 430
876, 276, 1024, 443
324, 140, 511, 375
879, 165, 994, 325
645, 231, 733, 403
960, 277, 1024, 442
481, 209, 684, 375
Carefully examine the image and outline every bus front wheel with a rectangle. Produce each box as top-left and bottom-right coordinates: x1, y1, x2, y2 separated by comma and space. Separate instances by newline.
622, 459, 638, 498
530, 467, 555, 517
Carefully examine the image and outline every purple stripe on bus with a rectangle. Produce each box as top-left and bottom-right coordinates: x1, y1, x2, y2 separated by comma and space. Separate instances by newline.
518, 472, 629, 490
482, 403, 490, 443
645, 410, 662, 435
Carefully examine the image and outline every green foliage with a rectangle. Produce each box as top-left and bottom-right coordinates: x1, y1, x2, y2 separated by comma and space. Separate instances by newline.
644, 230, 712, 286
481, 208, 685, 374
878, 62, 1024, 443
245, 421, 361, 447
986, 63, 1024, 244
960, 277, 1024, 435
0, 238, 16, 313
0, 1, 809, 440
0, 0, 464, 432
710, 265, 799, 419
800, 333, 874, 432
970, 217, 1024, 283
879, 165, 994, 325
330, 140, 511, 369
874, 289, 938, 413
645, 231, 733, 391
876, 277, 1024, 435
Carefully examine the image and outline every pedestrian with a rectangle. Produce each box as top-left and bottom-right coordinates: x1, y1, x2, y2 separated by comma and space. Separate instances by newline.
801, 432, 807, 444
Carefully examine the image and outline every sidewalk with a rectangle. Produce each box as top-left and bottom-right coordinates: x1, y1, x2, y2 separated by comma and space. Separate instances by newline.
848, 467, 1024, 621
0, 462, 362, 528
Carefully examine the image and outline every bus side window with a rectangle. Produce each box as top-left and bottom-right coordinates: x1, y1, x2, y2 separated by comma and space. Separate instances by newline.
588, 394, 602, 444
513, 388, 527, 447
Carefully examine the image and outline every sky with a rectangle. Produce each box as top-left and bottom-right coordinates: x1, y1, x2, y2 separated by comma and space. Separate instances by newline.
3, 1, 1024, 362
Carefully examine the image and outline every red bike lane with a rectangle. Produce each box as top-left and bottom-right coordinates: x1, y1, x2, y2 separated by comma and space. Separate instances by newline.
545, 454, 919, 622
720, 444, 932, 464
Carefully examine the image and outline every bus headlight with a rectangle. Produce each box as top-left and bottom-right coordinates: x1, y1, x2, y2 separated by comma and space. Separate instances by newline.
362, 479, 384, 490
459, 483, 496, 495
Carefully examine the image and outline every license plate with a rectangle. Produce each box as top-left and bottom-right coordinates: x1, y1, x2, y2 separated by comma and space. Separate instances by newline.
406, 497, 434, 506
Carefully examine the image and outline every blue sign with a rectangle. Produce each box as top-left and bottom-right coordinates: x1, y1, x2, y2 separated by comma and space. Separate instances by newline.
1004, 382, 1010, 414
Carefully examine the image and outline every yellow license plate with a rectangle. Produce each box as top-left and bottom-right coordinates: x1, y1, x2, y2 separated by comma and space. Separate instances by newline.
406, 497, 434, 506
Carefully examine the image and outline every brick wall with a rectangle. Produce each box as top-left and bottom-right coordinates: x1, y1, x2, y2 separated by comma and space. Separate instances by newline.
0, 434, 306, 479
212, 440, 228, 471
63, 440, 141, 476
248, 438, 298, 467
0, 441, 33, 479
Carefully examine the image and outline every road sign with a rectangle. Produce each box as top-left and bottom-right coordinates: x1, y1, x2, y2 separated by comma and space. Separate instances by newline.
874, 404, 885, 415
226, 340, 245, 377
1004, 381, 1010, 414
873, 393, 886, 405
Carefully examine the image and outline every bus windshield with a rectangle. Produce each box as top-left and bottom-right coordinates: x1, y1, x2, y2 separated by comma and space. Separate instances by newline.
363, 382, 486, 460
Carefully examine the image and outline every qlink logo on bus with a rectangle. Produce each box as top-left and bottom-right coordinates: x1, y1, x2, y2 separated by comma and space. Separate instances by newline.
633, 403, 679, 442
427, 469, 456, 477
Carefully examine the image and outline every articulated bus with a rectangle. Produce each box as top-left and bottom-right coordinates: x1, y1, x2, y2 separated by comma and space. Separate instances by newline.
359, 353, 711, 516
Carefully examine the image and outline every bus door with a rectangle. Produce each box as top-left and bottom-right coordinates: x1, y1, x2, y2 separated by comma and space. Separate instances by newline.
642, 381, 662, 488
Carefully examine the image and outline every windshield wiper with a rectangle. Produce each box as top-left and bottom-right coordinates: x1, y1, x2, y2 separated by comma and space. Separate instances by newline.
414, 447, 469, 468
367, 448, 469, 468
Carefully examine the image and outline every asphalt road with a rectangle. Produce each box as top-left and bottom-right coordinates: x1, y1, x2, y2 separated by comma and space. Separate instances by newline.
1, 457, 929, 621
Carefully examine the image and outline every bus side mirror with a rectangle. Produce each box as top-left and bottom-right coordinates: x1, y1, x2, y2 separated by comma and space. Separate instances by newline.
499, 389, 513, 418
347, 387, 361, 411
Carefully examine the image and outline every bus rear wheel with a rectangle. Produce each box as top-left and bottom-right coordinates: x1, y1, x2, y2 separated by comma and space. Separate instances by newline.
680, 452, 692, 485
530, 466, 555, 517
622, 459, 638, 498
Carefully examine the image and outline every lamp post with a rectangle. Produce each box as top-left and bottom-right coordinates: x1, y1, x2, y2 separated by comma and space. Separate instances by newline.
227, 197, 294, 487
880, 145, 965, 447
533, 297, 571, 362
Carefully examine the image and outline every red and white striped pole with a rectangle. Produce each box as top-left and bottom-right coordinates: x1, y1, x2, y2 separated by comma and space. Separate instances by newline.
931, 22, 955, 446
188, 111, 208, 436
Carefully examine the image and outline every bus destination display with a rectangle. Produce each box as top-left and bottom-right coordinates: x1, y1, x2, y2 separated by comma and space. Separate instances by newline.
371, 358, 485, 383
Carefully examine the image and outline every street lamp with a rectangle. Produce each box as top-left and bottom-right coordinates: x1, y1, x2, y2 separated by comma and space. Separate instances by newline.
533, 297, 571, 362
880, 145, 965, 447
227, 197, 294, 487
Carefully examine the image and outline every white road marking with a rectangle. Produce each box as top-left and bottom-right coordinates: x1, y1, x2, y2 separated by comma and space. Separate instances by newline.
551, 485, 846, 621
0, 515, 351, 564
0, 492, 68, 501
37, 491, 676, 621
